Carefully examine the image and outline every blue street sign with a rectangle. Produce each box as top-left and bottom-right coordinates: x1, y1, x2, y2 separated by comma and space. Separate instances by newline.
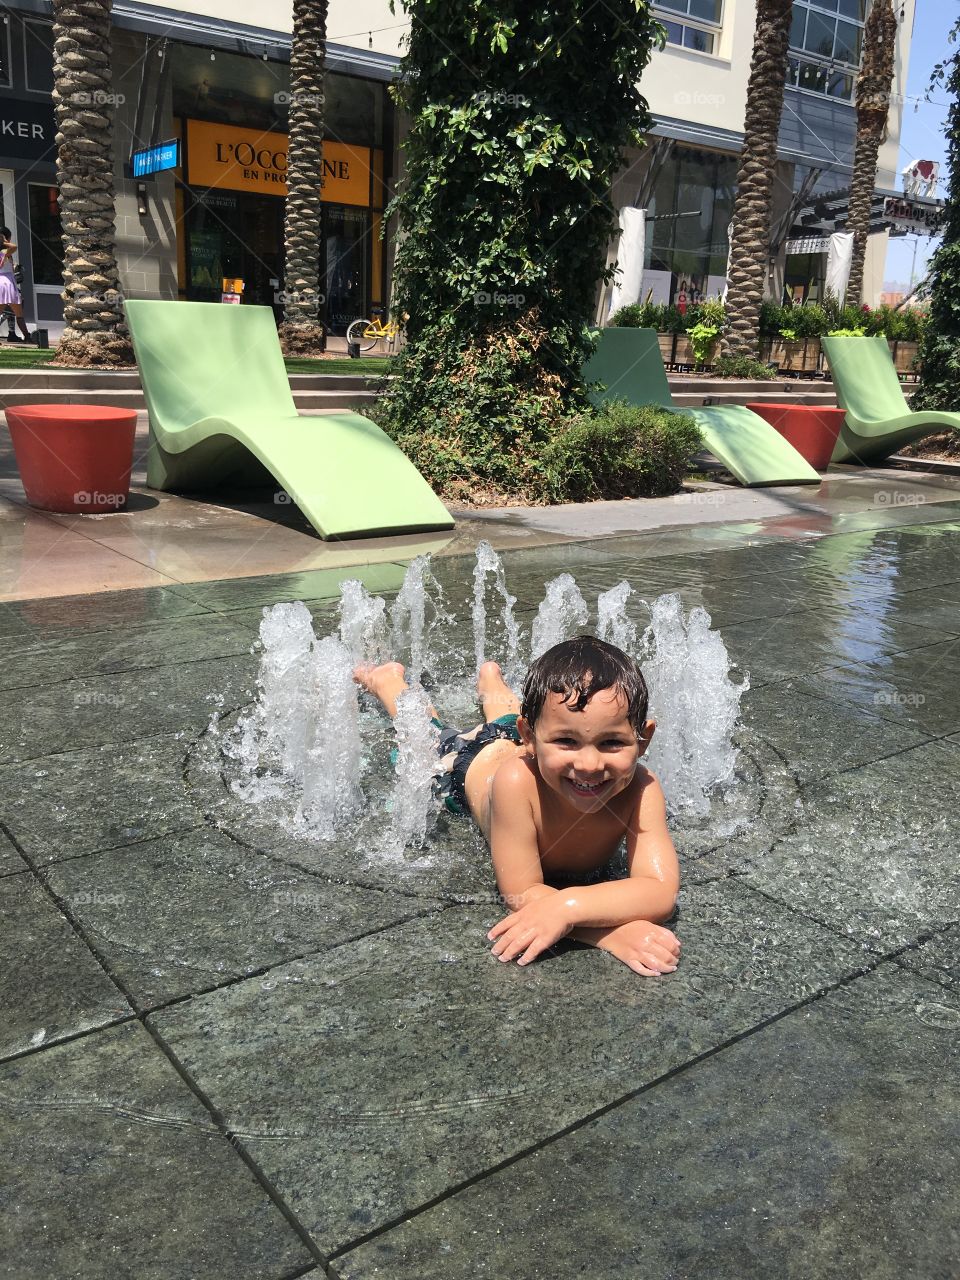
131, 139, 180, 178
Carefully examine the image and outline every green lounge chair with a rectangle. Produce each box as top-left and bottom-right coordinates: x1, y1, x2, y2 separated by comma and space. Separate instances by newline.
124, 300, 454, 540
584, 327, 821, 487
821, 334, 960, 464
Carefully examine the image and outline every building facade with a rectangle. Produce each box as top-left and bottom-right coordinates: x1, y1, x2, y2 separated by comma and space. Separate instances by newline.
0, 0, 919, 337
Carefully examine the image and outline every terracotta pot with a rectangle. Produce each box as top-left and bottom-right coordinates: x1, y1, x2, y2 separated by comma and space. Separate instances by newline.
6, 404, 137, 513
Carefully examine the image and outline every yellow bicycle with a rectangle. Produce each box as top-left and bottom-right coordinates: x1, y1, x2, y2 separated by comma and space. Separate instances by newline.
346, 310, 399, 352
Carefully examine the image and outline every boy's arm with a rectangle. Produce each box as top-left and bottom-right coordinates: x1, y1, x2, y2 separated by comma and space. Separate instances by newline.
561, 772, 679, 929
489, 771, 679, 964
488, 758, 557, 912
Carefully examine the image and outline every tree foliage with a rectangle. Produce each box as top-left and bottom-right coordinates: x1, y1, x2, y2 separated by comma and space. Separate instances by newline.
376, 0, 665, 500
914, 20, 960, 415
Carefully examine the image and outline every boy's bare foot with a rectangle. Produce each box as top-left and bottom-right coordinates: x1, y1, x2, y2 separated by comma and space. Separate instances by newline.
477, 660, 521, 722
353, 661, 440, 722
353, 661, 410, 719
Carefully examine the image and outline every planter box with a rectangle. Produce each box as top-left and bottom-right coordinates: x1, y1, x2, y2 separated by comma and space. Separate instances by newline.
773, 335, 824, 373
890, 340, 920, 377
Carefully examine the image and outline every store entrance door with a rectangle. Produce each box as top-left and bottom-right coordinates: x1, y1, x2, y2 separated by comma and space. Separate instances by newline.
184, 189, 283, 311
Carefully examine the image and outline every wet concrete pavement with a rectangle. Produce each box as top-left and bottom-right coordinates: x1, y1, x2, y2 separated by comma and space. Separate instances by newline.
1, 485, 959, 1277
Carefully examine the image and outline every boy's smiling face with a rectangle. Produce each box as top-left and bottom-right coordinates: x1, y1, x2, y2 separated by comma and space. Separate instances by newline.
519, 687, 655, 813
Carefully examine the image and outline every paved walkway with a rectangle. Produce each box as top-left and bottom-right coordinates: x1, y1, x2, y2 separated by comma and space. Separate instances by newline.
1, 426, 959, 1276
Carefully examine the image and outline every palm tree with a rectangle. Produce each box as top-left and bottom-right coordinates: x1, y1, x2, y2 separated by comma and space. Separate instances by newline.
51, 0, 132, 367
846, 0, 899, 304
278, 0, 328, 356
721, 0, 794, 359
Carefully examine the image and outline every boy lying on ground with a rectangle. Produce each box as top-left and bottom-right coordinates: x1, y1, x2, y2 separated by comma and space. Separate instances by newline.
355, 635, 680, 976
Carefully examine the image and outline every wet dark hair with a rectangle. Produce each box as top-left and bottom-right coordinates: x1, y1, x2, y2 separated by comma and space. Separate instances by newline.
0, 228, 9, 240
521, 636, 649, 735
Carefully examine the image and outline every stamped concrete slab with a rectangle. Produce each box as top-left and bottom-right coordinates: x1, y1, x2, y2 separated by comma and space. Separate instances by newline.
741, 740, 960, 950
0, 653, 257, 765
333, 969, 960, 1280
0, 1020, 314, 1277
169, 561, 409, 614
894, 924, 960, 994
0, 873, 130, 1060
0, 827, 25, 877
740, 682, 931, 787
151, 882, 867, 1255
0, 611, 256, 692
802, 635, 960, 737
0, 583, 209, 637
0, 734, 203, 865
717, 611, 952, 689
46, 828, 444, 1009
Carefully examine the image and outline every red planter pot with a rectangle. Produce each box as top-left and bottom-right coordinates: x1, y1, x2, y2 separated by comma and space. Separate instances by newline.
745, 402, 847, 471
5, 404, 138, 513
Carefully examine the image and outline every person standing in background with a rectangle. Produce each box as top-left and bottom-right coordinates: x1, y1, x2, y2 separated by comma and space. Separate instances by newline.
0, 227, 34, 343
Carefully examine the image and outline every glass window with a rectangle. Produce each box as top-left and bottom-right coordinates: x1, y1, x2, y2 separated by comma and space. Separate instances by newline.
788, 0, 867, 102
0, 15, 11, 87
23, 19, 53, 93
28, 185, 63, 287
655, 0, 721, 56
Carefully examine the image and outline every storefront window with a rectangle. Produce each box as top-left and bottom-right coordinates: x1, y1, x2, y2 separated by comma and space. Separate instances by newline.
788, 0, 866, 102
655, 0, 723, 56
0, 15, 11, 86
646, 146, 737, 303
28, 184, 63, 286
23, 19, 53, 94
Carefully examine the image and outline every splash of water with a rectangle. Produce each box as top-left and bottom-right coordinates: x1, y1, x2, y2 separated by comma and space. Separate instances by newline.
338, 579, 388, 664
596, 581, 638, 656
641, 593, 748, 818
297, 634, 364, 838
472, 540, 523, 682
389, 556, 451, 686
530, 574, 588, 660
384, 685, 440, 854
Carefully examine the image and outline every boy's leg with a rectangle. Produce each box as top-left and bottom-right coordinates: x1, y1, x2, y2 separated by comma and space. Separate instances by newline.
353, 661, 439, 722
477, 661, 521, 722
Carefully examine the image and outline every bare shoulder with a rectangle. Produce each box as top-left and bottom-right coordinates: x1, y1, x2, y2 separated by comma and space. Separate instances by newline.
626, 764, 669, 828
490, 751, 538, 806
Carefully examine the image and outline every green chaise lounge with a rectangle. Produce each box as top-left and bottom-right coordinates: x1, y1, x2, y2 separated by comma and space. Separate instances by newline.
124, 300, 454, 540
821, 334, 960, 464
584, 327, 821, 487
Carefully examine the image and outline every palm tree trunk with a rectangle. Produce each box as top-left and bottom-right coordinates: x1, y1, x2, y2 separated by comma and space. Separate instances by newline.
721, 0, 793, 360
279, 0, 328, 356
51, 0, 133, 367
846, 0, 899, 305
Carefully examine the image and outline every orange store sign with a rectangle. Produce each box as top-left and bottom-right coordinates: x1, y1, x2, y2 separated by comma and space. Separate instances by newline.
186, 120, 379, 207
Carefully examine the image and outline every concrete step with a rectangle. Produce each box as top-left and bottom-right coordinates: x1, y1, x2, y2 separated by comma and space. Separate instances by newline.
672, 389, 839, 408
0, 387, 379, 412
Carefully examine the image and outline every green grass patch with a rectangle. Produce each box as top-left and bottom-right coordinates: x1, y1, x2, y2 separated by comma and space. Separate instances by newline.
283, 356, 394, 376
0, 348, 58, 369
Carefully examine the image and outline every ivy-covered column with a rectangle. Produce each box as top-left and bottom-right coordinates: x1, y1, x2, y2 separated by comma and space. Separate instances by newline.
914, 22, 960, 421
376, 1, 663, 502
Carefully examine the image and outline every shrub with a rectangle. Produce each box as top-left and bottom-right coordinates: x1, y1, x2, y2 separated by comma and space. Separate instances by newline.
688, 297, 726, 329
688, 321, 721, 367
711, 354, 777, 379
539, 400, 703, 502
610, 301, 685, 333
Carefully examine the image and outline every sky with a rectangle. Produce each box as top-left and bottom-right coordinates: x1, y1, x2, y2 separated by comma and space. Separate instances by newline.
884, 0, 959, 288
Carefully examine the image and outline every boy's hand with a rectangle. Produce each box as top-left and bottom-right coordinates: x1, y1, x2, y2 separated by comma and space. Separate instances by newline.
487, 895, 573, 966
591, 919, 681, 976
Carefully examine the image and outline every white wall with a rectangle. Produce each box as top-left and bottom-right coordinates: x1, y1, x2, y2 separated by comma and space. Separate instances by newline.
639, 0, 755, 136
141, 0, 408, 57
